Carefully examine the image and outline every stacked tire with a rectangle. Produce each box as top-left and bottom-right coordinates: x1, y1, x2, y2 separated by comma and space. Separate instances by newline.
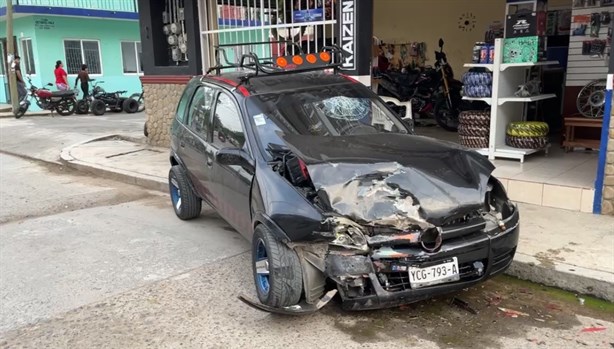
458, 110, 490, 148
505, 121, 549, 149
462, 70, 493, 98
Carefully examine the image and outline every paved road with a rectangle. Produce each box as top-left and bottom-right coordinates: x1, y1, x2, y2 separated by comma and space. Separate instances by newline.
1, 113, 613, 348
0, 154, 249, 333
0, 153, 613, 349
0, 112, 144, 163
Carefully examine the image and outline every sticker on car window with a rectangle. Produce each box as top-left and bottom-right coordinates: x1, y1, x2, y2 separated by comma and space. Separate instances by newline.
253, 113, 267, 126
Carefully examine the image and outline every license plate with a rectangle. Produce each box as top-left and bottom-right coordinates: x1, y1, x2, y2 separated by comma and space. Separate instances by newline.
408, 257, 460, 289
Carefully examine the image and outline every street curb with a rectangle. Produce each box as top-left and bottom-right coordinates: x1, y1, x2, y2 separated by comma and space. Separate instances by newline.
60, 134, 168, 193
0, 111, 52, 118
506, 253, 614, 302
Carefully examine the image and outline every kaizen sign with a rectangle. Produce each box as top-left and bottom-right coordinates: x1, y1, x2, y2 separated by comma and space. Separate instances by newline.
340, 0, 355, 70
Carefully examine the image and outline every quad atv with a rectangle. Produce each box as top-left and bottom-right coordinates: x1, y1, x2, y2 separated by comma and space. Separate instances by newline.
76, 80, 139, 116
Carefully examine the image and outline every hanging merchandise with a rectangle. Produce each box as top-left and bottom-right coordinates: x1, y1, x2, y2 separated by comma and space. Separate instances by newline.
590, 12, 601, 37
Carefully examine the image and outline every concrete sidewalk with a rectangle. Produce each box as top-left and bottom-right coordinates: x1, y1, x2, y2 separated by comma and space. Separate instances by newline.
59, 135, 614, 302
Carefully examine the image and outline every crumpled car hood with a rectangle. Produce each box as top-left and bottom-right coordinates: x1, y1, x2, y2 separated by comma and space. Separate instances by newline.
280, 133, 495, 228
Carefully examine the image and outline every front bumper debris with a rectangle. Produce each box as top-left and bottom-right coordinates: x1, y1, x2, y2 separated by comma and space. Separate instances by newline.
237, 289, 338, 315
328, 208, 520, 311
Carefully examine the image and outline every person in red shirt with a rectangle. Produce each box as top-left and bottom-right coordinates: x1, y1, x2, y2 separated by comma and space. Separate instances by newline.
54, 60, 68, 90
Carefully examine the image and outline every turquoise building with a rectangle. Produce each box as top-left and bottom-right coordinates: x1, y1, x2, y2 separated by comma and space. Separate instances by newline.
0, 0, 141, 105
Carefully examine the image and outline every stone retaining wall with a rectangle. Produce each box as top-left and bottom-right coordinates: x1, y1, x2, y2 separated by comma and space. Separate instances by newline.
143, 83, 185, 147
604, 111, 614, 215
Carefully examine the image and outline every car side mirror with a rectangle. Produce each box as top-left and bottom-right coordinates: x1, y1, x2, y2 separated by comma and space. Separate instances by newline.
438, 38, 444, 48
216, 148, 255, 174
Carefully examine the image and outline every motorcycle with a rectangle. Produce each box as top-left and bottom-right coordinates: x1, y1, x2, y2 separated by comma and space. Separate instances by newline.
377, 38, 471, 132
15, 76, 77, 118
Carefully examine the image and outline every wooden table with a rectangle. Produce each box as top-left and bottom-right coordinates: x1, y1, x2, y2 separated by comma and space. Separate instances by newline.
562, 117, 603, 152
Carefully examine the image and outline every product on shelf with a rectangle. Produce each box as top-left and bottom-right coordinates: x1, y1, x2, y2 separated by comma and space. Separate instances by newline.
458, 110, 491, 148
514, 79, 542, 97
461, 70, 493, 98
472, 42, 494, 63
505, 135, 549, 149
505, 121, 549, 149
503, 36, 543, 63
458, 125, 490, 137
459, 110, 491, 127
459, 135, 490, 148
506, 121, 549, 137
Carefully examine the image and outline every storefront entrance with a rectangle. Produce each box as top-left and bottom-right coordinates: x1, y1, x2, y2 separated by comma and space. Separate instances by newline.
371, 0, 611, 213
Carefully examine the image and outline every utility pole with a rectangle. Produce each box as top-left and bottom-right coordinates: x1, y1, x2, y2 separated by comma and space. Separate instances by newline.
6, 0, 18, 113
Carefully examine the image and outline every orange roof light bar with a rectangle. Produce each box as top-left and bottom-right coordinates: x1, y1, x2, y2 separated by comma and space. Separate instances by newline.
306, 54, 317, 64
276, 57, 288, 68
319, 52, 331, 62
292, 55, 304, 65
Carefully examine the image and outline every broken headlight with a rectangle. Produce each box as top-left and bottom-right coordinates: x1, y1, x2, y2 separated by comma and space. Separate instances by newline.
484, 177, 515, 231
325, 217, 369, 252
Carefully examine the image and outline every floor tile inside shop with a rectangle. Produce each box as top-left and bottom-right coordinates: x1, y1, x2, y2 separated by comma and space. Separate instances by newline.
417, 126, 599, 213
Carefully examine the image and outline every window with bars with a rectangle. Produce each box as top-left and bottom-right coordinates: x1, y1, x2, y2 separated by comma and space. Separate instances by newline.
63, 40, 102, 75
20, 38, 36, 75
121, 41, 143, 74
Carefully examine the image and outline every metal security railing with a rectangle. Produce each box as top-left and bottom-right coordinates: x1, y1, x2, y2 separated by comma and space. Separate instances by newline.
199, 0, 337, 71
0, 0, 138, 12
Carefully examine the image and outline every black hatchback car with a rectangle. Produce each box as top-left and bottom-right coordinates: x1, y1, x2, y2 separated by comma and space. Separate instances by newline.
168, 46, 519, 313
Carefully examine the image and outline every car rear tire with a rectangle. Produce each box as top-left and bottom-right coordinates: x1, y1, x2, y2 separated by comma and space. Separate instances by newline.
252, 225, 303, 308
91, 99, 106, 116
169, 165, 202, 220
122, 98, 139, 113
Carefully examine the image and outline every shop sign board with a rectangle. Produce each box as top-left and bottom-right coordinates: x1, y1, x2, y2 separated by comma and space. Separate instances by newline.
293, 8, 324, 23
339, 0, 355, 70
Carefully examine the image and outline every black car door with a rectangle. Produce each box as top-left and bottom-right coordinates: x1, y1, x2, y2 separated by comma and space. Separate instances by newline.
180, 84, 217, 203
205, 90, 254, 236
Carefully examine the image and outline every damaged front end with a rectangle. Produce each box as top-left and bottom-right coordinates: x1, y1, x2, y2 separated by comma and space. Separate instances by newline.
310, 169, 519, 311
246, 141, 519, 313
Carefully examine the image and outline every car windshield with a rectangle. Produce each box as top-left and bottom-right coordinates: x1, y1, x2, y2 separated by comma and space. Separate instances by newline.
246, 83, 409, 159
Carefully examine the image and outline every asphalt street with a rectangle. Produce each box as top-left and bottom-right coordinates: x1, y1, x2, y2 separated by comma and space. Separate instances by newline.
0, 114, 613, 349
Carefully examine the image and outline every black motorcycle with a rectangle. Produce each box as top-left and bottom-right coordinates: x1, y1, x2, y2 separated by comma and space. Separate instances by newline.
377, 38, 470, 132
15, 76, 77, 118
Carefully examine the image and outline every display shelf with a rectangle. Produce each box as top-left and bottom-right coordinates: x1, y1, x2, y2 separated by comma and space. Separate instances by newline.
474, 148, 489, 156
492, 144, 551, 163
462, 96, 493, 104
463, 63, 494, 71
460, 38, 557, 162
497, 94, 557, 105
499, 61, 559, 71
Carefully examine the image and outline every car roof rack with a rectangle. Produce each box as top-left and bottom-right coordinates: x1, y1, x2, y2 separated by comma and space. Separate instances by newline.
205, 41, 346, 82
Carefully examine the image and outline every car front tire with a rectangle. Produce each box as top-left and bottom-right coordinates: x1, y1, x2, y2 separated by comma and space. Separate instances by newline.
169, 165, 202, 220
252, 225, 303, 308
